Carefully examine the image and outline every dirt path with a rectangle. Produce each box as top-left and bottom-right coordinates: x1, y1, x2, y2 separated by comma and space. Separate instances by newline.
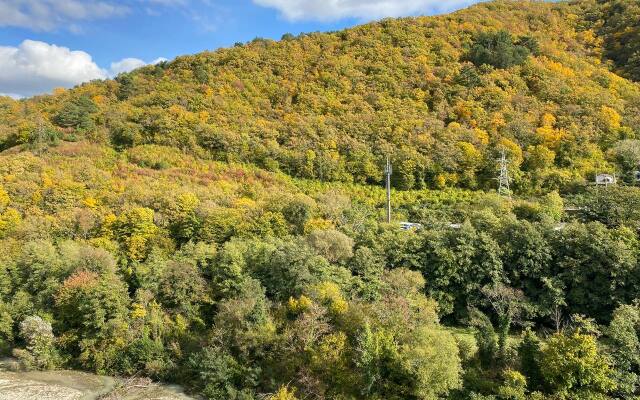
0, 370, 115, 400
0, 363, 194, 400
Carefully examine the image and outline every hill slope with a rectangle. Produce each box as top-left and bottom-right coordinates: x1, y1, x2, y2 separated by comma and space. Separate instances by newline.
2, 2, 640, 399
2, 0, 640, 194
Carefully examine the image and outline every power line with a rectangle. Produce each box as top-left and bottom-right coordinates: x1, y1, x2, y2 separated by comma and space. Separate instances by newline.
385, 156, 392, 223
497, 149, 511, 198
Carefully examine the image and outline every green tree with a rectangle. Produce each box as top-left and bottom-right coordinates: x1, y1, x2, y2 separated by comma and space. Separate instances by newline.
110, 207, 160, 262
470, 310, 499, 369
499, 221, 553, 320
349, 247, 384, 300
243, 238, 350, 302
306, 229, 354, 263
13, 241, 71, 311
55, 270, 131, 373
596, 0, 640, 81
190, 279, 273, 400
13, 315, 61, 370
52, 96, 97, 130
157, 258, 208, 323
467, 30, 532, 69
518, 329, 543, 392
610, 140, 640, 182
605, 303, 640, 397
573, 187, 640, 228
189, 346, 257, 400
166, 192, 201, 244
496, 369, 527, 400
417, 224, 504, 319
540, 331, 616, 398
481, 283, 526, 361
552, 223, 639, 321
282, 196, 314, 234
0, 301, 13, 351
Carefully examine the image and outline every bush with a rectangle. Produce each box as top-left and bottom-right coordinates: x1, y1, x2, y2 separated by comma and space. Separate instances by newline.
188, 347, 257, 400
540, 332, 616, 397
306, 229, 354, 263
467, 30, 532, 69
116, 336, 169, 377
453, 331, 479, 365
269, 386, 298, 400
497, 369, 527, 400
471, 310, 498, 368
14, 316, 61, 370
52, 96, 97, 130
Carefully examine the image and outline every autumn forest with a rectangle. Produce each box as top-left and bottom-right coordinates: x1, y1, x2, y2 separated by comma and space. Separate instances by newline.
1, 0, 640, 399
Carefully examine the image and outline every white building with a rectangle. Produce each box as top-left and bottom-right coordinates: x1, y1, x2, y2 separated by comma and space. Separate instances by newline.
595, 174, 616, 186
399, 222, 423, 231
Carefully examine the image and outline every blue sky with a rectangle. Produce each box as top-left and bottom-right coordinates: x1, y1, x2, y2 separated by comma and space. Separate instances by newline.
0, 0, 483, 98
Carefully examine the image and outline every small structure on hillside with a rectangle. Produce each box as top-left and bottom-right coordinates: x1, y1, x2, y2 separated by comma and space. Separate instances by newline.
595, 174, 616, 186
400, 222, 423, 231
399, 222, 462, 231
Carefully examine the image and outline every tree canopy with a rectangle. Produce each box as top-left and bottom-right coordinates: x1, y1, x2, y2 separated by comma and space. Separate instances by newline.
1, 1, 640, 399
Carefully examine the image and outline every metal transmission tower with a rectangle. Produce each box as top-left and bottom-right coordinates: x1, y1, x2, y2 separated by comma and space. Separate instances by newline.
385, 156, 392, 223
497, 149, 511, 197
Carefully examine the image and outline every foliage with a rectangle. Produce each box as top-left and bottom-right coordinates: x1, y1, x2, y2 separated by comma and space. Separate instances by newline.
467, 30, 534, 69
2, 1, 639, 194
496, 369, 527, 400
471, 310, 499, 369
605, 303, 640, 397
13, 316, 61, 370
268, 386, 298, 400
539, 331, 616, 397
306, 229, 354, 263
52, 96, 97, 131
355, 321, 461, 399
572, 186, 640, 228
0, 1, 640, 399
594, 0, 640, 81
518, 329, 543, 392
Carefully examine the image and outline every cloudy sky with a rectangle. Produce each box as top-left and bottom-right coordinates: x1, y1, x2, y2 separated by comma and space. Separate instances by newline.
0, 0, 483, 98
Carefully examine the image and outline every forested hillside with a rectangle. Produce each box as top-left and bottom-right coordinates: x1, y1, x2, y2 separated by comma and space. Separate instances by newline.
2, 1, 640, 399
2, 0, 640, 192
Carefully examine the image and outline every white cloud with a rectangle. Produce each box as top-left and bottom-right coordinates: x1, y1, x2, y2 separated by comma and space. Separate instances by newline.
109, 58, 148, 76
0, 93, 22, 99
144, 0, 188, 5
109, 57, 169, 76
0, 0, 129, 31
0, 40, 107, 97
253, 0, 482, 21
0, 40, 166, 97
0, 1, 224, 33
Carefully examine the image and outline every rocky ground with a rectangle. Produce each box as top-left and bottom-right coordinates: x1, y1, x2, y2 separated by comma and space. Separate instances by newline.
98, 377, 195, 400
0, 360, 195, 400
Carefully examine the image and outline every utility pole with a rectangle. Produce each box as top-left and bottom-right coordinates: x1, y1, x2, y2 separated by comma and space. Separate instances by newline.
497, 149, 511, 198
385, 156, 392, 223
